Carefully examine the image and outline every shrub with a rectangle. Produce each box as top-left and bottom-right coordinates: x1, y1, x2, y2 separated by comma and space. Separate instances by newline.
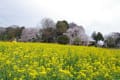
73, 37, 81, 45
57, 35, 69, 44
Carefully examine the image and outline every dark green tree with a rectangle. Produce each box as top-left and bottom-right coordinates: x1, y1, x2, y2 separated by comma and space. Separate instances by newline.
5, 25, 25, 41
56, 20, 69, 36
97, 32, 104, 41
91, 31, 104, 43
91, 31, 97, 42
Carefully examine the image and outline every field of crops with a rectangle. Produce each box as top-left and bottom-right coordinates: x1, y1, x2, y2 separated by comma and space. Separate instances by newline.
0, 42, 120, 80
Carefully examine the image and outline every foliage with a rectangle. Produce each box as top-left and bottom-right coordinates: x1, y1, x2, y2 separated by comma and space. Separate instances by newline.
105, 36, 116, 48
57, 35, 69, 44
73, 37, 81, 45
41, 18, 55, 29
0, 26, 24, 41
115, 37, 120, 47
40, 18, 56, 42
97, 32, 104, 41
0, 42, 120, 79
20, 28, 38, 42
104, 32, 120, 48
92, 32, 104, 43
41, 27, 56, 43
56, 20, 69, 36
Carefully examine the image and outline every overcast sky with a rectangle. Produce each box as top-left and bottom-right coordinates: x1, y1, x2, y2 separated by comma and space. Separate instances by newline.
0, 0, 120, 35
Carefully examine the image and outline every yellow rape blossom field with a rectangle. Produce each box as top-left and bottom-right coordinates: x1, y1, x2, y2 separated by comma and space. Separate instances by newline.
0, 42, 120, 80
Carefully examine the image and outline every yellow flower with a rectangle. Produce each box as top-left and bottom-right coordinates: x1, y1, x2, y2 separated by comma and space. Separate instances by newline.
80, 72, 86, 78
19, 78, 23, 80
59, 69, 73, 77
13, 65, 19, 70
14, 78, 17, 80
17, 69, 25, 73
25, 64, 29, 67
6, 60, 11, 64
39, 71, 47, 76
9, 73, 11, 77
29, 69, 38, 78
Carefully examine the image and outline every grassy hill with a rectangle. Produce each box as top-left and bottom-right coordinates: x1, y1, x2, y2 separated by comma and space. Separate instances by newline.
0, 42, 120, 80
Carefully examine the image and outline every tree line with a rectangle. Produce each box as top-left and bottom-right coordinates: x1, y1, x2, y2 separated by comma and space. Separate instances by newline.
0, 18, 120, 48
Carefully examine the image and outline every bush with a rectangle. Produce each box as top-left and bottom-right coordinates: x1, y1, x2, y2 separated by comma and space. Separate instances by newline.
57, 35, 69, 44
73, 37, 81, 45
